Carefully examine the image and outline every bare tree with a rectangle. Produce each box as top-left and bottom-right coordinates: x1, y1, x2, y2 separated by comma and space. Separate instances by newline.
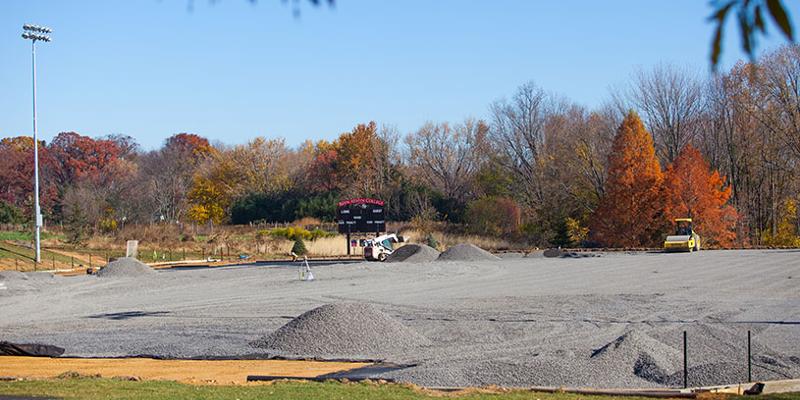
628, 64, 705, 163
405, 118, 489, 203
489, 82, 555, 208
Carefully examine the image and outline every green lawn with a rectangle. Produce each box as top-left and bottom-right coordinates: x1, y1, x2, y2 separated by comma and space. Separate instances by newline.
0, 230, 61, 241
0, 378, 799, 400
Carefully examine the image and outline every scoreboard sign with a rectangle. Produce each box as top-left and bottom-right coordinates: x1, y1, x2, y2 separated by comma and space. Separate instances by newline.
337, 198, 386, 234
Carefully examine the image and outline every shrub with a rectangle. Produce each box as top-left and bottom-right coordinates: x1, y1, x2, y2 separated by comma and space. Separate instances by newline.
425, 232, 440, 250
291, 238, 308, 255
0, 201, 24, 224
465, 196, 521, 237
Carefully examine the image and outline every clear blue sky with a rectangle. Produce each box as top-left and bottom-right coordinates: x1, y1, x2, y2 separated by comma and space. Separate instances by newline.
1, 0, 797, 150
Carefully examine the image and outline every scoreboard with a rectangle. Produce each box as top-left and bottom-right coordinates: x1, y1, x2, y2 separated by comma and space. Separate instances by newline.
337, 198, 386, 234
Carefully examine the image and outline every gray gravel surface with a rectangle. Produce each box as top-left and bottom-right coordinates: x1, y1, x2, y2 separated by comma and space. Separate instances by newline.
0, 249, 798, 388
437, 243, 501, 261
0, 271, 58, 295
96, 257, 155, 278
250, 302, 431, 360
387, 244, 440, 263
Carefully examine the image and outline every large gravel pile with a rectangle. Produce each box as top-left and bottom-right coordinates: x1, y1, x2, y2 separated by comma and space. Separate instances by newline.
437, 244, 500, 261
386, 244, 440, 263
96, 257, 155, 278
251, 303, 431, 360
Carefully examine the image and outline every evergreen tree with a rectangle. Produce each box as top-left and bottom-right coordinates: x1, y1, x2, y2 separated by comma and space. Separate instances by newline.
291, 238, 308, 255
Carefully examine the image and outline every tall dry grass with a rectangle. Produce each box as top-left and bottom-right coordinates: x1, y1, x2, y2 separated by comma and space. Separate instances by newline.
399, 229, 517, 251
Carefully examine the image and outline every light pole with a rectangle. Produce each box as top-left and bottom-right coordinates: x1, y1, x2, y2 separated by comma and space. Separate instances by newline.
22, 24, 52, 264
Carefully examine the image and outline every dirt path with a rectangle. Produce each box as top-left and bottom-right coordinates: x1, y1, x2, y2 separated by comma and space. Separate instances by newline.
0, 356, 368, 385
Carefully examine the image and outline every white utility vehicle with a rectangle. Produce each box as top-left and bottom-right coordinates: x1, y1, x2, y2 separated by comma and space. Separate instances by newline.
364, 233, 404, 261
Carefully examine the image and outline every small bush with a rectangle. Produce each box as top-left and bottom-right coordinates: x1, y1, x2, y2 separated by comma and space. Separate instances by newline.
425, 232, 440, 250
291, 238, 308, 255
267, 226, 334, 241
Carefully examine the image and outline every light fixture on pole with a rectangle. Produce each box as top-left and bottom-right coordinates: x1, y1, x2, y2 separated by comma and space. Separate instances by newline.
22, 23, 52, 264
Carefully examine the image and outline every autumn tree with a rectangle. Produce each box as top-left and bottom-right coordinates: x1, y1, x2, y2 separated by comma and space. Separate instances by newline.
663, 145, 738, 246
140, 133, 214, 222
590, 111, 668, 247
0, 137, 58, 217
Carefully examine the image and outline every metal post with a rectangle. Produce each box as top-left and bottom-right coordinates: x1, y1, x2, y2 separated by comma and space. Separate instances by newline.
89, 253, 92, 269
15, 257, 18, 271
346, 224, 351, 256
748, 330, 752, 382
32, 40, 42, 264
52, 253, 55, 269
683, 330, 688, 389
71, 256, 74, 268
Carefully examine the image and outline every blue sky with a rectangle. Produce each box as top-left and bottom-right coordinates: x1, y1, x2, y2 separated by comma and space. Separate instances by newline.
1, 0, 797, 150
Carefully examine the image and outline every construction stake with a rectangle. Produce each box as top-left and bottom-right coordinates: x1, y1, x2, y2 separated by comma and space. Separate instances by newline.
683, 330, 688, 389
748, 330, 752, 383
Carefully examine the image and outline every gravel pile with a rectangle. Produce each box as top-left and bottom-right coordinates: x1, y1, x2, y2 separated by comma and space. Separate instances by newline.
386, 244, 440, 263
251, 303, 431, 360
0, 271, 55, 294
590, 331, 681, 384
96, 257, 155, 278
437, 244, 500, 261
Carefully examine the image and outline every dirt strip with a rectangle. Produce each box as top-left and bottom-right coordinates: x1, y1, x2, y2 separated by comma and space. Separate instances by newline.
0, 356, 369, 385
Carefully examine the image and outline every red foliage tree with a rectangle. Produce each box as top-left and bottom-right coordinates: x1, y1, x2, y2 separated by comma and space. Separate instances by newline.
48, 132, 123, 186
663, 144, 738, 246
0, 136, 58, 216
590, 111, 668, 247
164, 133, 214, 163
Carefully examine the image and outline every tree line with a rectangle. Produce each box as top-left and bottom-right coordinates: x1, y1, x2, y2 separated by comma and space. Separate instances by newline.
1, 45, 799, 247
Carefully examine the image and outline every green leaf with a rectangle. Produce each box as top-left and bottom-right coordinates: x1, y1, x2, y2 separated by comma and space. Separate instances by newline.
708, 1, 735, 70
711, 23, 725, 69
766, 0, 795, 40
755, 5, 766, 33
738, 11, 753, 58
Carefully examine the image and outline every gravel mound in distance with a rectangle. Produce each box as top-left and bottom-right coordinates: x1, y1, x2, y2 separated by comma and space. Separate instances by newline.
251, 302, 431, 360
386, 244, 440, 263
437, 244, 500, 261
96, 257, 155, 278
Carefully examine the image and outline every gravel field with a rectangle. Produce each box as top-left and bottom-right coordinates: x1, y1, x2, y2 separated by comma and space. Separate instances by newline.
1, 249, 799, 388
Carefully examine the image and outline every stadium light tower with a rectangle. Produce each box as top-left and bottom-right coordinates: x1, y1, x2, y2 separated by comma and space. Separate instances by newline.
22, 24, 52, 264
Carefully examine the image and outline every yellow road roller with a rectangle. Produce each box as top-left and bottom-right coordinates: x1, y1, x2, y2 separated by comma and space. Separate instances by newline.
663, 218, 701, 252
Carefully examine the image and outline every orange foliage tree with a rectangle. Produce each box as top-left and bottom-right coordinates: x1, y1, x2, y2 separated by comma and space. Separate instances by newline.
663, 145, 738, 246
590, 111, 668, 247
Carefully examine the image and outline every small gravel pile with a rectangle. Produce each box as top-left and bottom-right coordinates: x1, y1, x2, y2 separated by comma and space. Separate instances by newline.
251, 303, 431, 360
96, 257, 155, 278
590, 331, 681, 384
437, 244, 500, 261
386, 244, 440, 263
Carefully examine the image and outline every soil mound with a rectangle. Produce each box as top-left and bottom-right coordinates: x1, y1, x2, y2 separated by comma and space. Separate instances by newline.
251, 302, 430, 360
386, 244, 440, 263
437, 244, 500, 262
96, 257, 155, 278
